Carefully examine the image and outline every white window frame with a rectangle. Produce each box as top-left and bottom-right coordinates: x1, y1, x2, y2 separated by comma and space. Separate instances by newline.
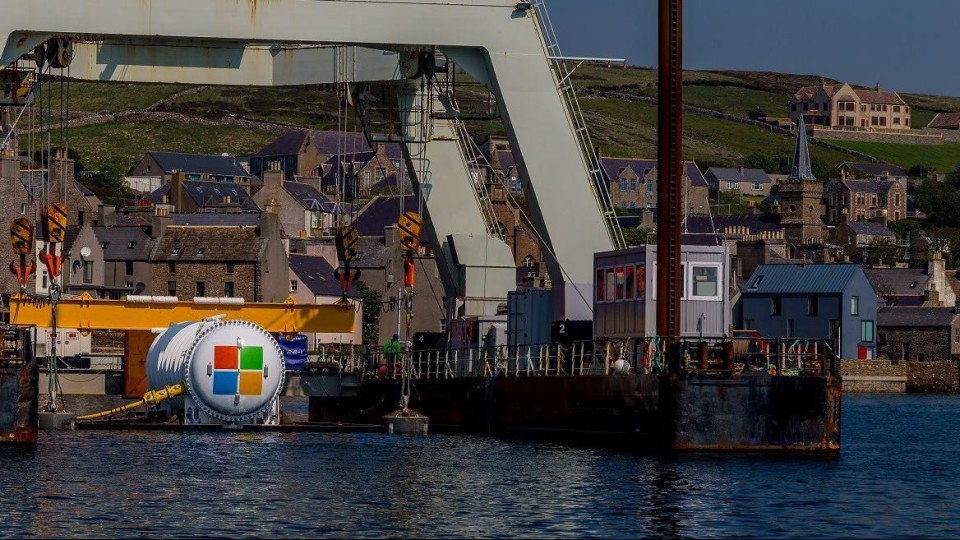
651, 262, 686, 300
688, 263, 722, 301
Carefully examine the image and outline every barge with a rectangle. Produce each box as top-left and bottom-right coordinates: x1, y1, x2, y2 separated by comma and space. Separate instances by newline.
305, 337, 842, 453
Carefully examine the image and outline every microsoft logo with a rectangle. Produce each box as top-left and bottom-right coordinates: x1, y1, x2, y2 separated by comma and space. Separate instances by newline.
212, 345, 264, 396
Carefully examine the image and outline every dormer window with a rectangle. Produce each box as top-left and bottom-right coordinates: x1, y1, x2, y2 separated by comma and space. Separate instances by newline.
171, 247, 182, 255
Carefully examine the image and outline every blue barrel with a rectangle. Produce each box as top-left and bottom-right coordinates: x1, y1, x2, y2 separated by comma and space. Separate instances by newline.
278, 334, 309, 371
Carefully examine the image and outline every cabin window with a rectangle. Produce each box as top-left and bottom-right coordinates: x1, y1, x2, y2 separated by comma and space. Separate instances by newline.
595, 269, 605, 302
651, 262, 685, 300
615, 266, 626, 300
605, 268, 616, 302
689, 264, 720, 300
624, 265, 635, 300
635, 265, 646, 300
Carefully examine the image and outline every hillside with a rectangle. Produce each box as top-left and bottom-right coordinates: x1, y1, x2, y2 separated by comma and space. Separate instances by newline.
18, 64, 960, 184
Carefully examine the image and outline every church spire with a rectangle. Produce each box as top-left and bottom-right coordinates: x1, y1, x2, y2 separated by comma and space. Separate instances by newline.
789, 114, 815, 181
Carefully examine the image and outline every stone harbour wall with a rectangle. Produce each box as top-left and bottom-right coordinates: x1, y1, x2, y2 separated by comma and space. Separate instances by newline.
841, 359, 960, 393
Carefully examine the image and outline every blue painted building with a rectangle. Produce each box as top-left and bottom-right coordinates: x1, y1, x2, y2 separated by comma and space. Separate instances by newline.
736, 263, 878, 359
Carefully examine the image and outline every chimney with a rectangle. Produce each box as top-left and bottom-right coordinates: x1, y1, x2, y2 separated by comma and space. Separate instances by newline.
149, 207, 171, 239
263, 164, 284, 191
97, 204, 116, 227
875, 82, 881, 92
170, 170, 185, 211
739, 165, 745, 175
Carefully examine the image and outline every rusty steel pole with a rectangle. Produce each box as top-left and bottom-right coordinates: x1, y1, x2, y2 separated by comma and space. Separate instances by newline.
656, 0, 683, 343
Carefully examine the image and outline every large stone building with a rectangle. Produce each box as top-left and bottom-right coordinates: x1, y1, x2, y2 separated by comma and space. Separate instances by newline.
788, 81, 911, 130
778, 117, 826, 251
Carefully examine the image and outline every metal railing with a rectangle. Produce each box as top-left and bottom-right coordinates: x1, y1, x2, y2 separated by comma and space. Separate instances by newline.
349, 336, 841, 380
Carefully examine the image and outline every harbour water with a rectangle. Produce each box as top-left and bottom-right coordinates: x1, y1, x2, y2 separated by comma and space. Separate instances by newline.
2, 394, 959, 538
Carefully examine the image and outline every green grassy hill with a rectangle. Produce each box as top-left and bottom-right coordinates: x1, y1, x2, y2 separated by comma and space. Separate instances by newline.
23, 65, 960, 183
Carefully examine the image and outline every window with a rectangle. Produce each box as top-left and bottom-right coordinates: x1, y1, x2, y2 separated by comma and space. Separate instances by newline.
224, 282, 234, 297
808, 295, 818, 316
893, 105, 900, 113
647, 181, 654, 195
861, 320, 874, 342
167, 281, 176, 296
752, 181, 763, 191
624, 265, 635, 300
171, 247, 182, 255
955, 328, 959, 345
595, 269, 605, 302
362, 171, 371, 189
651, 262, 684, 299
620, 181, 627, 193
879, 332, 887, 345
196, 281, 205, 297
510, 176, 521, 193
168, 262, 175, 273
605, 268, 616, 302
727, 181, 738, 190
226, 262, 235, 275
196, 247, 206, 255
615, 266, 626, 300
749, 275, 764, 289
83, 261, 94, 284
851, 296, 859, 316
522, 256, 535, 268
788, 319, 795, 338
635, 265, 646, 300
125, 261, 134, 276
128, 241, 136, 249
689, 264, 720, 300
19, 203, 26, 215
772, 296, 781, 316
375, 167, 386, 182
290, 280, 298, 293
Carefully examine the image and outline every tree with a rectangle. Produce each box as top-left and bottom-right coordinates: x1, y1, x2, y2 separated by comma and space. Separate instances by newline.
353, 281, 382, 345
907, 163, 935, 180
743, 153, 777, 173
622, 227, 655, 246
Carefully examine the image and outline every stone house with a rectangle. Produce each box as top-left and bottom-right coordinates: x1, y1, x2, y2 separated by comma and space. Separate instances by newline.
148, 211, 287, 302
832, 221, 896, 259
838, 162, 908, 183
788, 81, 911, 130
826, 177, 906, 224
319, 144, 402, 199
350, 197, 445, 345
865, 253, 957, 307
248, 130, 369, 181
288, 253, 362, 350
704, 166, 774, 197
252, 166, 348, 239
877, 305, 960, 362
143, 172, 260, 214
130, 151, 253, 192
600, 157, 710, 215
64, 215, 154, 300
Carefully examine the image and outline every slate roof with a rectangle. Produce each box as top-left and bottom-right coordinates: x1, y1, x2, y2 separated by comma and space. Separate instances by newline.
142, 183, 171, 204
115, 214, 151, 227
282, 181, 344, 213
180, 181, 260, 211
353, 236, 391, 269
864, 267, 929, 297
743, 263, 870, 294
846, 221, 894, 237
851, 87, 907, 106
289, 254, 359, 298
91, 226, 153, 261
151, 226, 262, 262
684, 214, 781, 235
171, 213, 261, 227
353, 195, 431, 245
75, 182, 95, 196
927, 112, 960, 130
878, 306, 957, 327
841, 162, 907, 178
706, 167, 773, 184
147, 151, 250, 179
600, 157, 708, 187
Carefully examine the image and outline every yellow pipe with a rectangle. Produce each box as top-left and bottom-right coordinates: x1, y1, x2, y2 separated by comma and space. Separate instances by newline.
9, 293, 358, 333
75, 383, 185, 422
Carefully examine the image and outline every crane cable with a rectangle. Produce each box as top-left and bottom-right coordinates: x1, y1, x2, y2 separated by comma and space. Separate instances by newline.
75, 382, 185, 422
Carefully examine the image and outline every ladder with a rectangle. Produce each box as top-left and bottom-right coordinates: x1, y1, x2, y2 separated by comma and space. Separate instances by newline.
530, 0, 625, 249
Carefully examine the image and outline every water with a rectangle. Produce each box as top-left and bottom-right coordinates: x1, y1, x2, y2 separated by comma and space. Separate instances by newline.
2, 394, 959, 538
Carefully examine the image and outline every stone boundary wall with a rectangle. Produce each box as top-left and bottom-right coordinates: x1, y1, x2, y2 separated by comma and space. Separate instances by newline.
810, 127, 943, 146
922, 128, 960, 143
907, 360, 960, 393
841, 359, 960, 393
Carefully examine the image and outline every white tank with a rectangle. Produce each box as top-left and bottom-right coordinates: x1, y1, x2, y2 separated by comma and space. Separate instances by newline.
146, 318, 286, 425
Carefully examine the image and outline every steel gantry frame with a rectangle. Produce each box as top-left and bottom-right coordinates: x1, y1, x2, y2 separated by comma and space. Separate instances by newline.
0, 0, 617, 321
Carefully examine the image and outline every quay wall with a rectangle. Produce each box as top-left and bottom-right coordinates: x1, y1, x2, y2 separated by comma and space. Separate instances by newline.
841, 359, 960, 393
